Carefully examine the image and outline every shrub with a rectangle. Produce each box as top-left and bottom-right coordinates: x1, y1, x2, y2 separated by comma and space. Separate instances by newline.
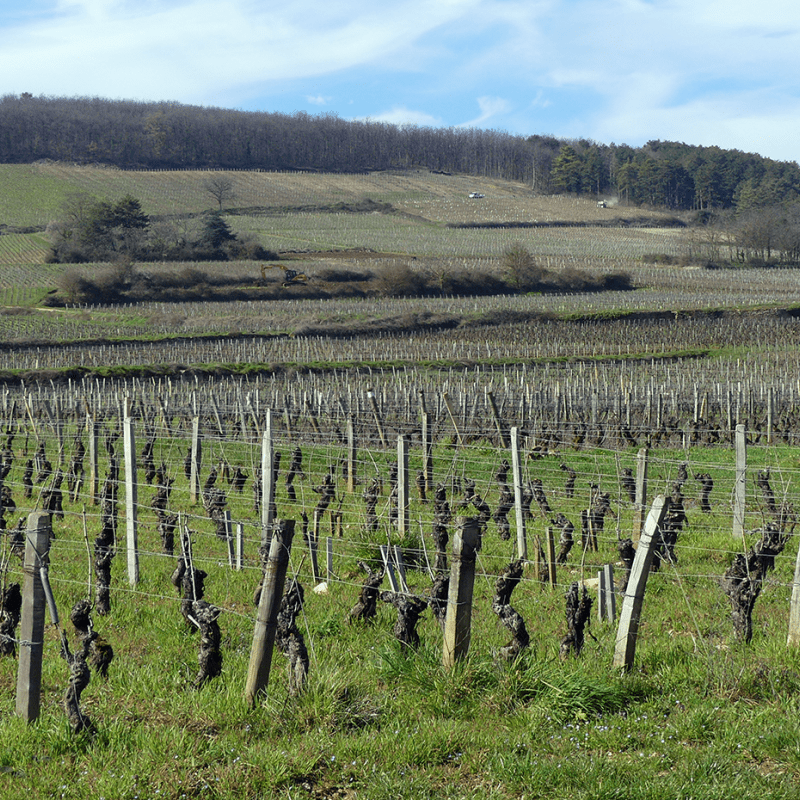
502, 244, 547, 291
371, 261, 431, 297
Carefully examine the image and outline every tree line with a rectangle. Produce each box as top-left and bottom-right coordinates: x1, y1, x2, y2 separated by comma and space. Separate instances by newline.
2, 94, 799, 213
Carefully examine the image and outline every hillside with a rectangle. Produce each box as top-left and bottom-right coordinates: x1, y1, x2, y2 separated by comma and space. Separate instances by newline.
1, 95, 799, 212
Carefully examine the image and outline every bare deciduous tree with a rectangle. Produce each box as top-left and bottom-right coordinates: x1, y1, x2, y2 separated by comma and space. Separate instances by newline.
202, 175, 236, 211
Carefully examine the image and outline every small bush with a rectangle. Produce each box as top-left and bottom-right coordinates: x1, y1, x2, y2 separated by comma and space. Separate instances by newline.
316, 267, 373, 283
503, 244, 547, 291
371, 261, 431, 297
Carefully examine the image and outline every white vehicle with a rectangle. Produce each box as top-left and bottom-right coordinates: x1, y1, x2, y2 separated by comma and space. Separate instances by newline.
468, 191, 485, 199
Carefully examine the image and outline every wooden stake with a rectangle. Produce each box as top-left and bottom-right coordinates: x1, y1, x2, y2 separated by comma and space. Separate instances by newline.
346, 416, 356, 494
87, 410, 99, 505
366, 388, 387, 449
442, 392, 464, 446
443, 518, 481, 668
245, 519, 295, 706
16, 512, 52, 722
511, 427, 527, 561
397, 434, 409, 539
236, 522, 244, 571
632, 447, 648, 543
487, 391, 508, 448
612, 496, 669, 670
733, 424, 746, 539
788, 534, 800, 646
261, 412, 274, 541
123, 399, 139, 587
189, 414, 202, 505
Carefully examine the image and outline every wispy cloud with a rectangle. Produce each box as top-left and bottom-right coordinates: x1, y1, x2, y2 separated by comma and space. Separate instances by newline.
361, 106, 443, 127
2, 0, 799, 161
458, 96, 510, 128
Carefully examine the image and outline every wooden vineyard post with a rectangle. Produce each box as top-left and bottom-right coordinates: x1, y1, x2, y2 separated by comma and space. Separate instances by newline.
511, 427, 527, 561
379, 545, 399, 593
421, 408, 433, 496
16, 512, 52, 722
632, 447, 648, 543
346, 416, 356, 494
261, 411, 275, 541
123, 399, 139, 587
733, 424, 746, 539
87, 409, 99, 505
613, 496, 669, 670
546, 526, 557, 588
767, 386, 774, 444
326, 537, 335, 582
598, 564, 616, 622
397, 434, 409, 539
235, 522, 244, 571
393, 545, 409, 593
442, 392, 464, 446
189, 413, 202, 505
788, 534, 800, 646
245, 519, 295, 706
366, 388, 387, 449
223, 510, 234, 567
443, 518, 481, 668
487, 391, 508, 448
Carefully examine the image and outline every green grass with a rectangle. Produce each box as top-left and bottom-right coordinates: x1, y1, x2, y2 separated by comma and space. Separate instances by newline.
2, 418, 800, 798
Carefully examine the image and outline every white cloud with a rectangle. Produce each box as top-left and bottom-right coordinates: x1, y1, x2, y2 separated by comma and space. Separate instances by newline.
2, 0, 800, 160
2, 0, 482, 101
458, 96, 510, 128
361, 106, 442, 127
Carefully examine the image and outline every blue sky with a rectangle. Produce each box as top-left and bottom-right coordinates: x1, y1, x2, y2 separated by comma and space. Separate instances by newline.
3, 0, 800, 162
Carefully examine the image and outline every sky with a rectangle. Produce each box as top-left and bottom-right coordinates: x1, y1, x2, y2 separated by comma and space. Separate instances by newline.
3, 0, 800, 163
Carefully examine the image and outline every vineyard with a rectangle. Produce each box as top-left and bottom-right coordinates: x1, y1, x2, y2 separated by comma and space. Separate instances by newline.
2, 167, 800, 799
2, 363, 800, 799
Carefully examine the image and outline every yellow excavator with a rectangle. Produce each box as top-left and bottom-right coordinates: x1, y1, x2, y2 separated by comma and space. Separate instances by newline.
260, 264, 309, 287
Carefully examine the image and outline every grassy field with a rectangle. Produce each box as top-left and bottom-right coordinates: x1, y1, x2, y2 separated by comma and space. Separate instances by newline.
1, 165, 800, 799
1, 393, 800, 799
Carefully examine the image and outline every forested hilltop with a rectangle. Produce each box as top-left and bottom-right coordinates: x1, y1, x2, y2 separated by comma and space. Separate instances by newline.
1, 94, 799, 212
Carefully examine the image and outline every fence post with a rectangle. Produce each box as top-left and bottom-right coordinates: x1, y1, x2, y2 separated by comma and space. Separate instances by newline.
546, 525, 557, 588
442, 392, 464, 446
632, 447, 648, 543
612, 495, 669, 670
326, 537, 335, 582
604, 563, 616, 621
87, 410, 99, 505
379, 545, 399, 593
245, 519, 295, 707
443, 518, 481, 668
366, 387, 387, 449
223, 510, 234, 567
788, 534, 800, 646
189, 414, 202, 505
346, 416, 356, 494
487, 391, 508, 448
510, 427, 527, 561
261, 411, 274, 541
421, 409, 433, 495
123, 399, 139, 587
16, 512, 52, 722
733, 424, 746, 539
397, 434, 409, 539
236, 522, 244, 571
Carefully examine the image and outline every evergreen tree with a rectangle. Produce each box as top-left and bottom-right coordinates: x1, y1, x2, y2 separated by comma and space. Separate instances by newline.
551, 145, 584, 193
199, 211, 236, 251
